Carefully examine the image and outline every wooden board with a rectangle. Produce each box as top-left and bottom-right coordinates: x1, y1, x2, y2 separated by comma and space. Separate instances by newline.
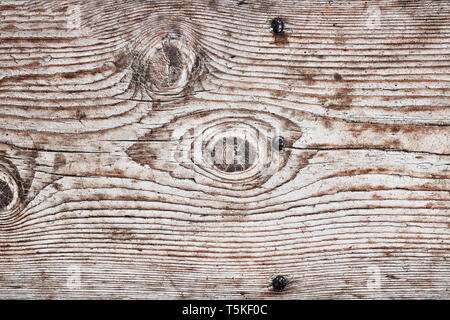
0, 0, 449, 299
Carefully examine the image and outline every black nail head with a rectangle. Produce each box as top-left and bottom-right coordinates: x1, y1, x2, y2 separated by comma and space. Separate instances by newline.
272, 275, 287, 291
271, 18, 284, 34
272, 136, 285, 151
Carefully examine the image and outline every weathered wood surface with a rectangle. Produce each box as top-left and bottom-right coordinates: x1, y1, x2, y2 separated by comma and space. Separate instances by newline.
0, 0, 449, 299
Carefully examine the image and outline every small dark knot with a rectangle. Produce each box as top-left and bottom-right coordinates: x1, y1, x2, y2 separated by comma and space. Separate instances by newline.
271, 18, 284, 34
0, 179, 13, 210
272, 275, 287, 291
0, 165, 21, 213
272, 136, 285, 151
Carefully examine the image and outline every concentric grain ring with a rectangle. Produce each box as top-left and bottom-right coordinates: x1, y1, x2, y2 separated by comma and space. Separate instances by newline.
190, 119, 281, 186
127, 108, 303, 197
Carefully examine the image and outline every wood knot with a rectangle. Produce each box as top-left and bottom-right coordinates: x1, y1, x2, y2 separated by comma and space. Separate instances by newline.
210, 137, 257, 173
0, 179, 13, 210
120, 32, 207, 100
127, 109, 303, 196
145, 35, 191, 91
0, 165, 22, 214
198, 120, 283, 185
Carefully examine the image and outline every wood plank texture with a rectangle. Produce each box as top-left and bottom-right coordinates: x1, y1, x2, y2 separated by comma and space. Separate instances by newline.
0, 0, 449, 299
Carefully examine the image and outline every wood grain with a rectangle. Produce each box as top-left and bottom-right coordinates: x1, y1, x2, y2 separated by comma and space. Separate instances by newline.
0, 0, 449, 299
